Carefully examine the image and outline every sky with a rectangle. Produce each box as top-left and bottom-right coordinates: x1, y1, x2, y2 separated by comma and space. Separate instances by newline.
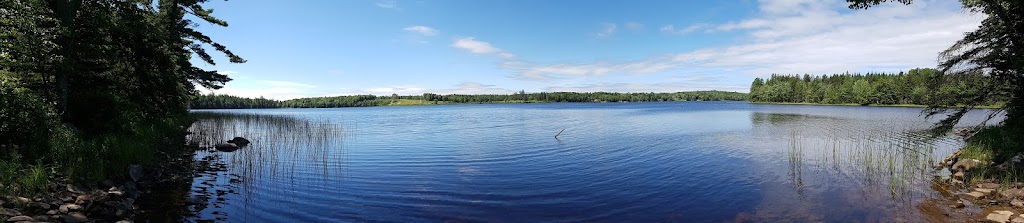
194, 0, 985, 100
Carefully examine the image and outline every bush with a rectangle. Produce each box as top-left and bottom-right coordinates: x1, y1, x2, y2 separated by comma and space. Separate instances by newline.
0, 71, 56, 163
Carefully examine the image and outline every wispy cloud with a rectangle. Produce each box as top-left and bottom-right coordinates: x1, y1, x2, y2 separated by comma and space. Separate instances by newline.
451, 37, 516, 59
660, 23, 708, 35
596, 23, 618, 38
403, 26, 438, 36
376, 0, 399, 9
201, 79, 321, 100
625, 22, 644, 31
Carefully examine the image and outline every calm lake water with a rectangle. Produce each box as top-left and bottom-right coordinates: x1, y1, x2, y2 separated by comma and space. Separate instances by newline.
180, 101, 1002, 222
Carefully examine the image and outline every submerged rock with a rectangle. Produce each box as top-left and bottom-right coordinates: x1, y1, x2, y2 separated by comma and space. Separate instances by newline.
214, 143, 238, 152
966, 191, 987, 199
227, 137, 250, 146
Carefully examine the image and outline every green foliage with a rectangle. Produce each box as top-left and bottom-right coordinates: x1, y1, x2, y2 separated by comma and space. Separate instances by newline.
190, 91, 750, 109
749, 68, 1003, 107
0, 0, 239, 188
847, 0, 1024, 137
0, 71, 56, 162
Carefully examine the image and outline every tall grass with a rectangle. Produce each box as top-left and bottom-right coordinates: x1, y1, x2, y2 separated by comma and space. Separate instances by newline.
787, 128, 946, 203
187, 112, 346, 203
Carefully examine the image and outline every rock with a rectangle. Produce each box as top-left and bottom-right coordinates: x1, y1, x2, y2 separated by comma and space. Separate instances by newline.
31, 202, 50, 210
1013, 217, 1024, 223
1004, 189, 1024, 199
978, 188, 997, 195
13, 198, 29, 204
116, 220, 133, 223
214, 143, 239, 152
66, 184, 84, 194
128, 165, 144, 182
59, 213, 88, 223
5, 215, 32, 222
981, 183, 1002, 189
227, 137, 250, 146
967, 191, 988, 199
997, 153, 1024, 171
952, 200, 966, 208
59, 204, 81, 213
75, 195, 89, 204
988, 210, 1015, 223
953, 159, 984, 172
954, 171, 966, 179
45, 210, 56, 215
0, 208, 18, 217
1014, 199, 1024, 208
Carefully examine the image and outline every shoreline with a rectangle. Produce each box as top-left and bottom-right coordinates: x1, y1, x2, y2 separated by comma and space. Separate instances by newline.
750, 101, 1004, 109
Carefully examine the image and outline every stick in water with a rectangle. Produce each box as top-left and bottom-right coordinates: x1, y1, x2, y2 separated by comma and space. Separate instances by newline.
555, 128, 565, 139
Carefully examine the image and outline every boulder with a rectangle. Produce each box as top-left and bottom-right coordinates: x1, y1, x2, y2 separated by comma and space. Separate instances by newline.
998, 153, 1024, 171
1013, 199, 1024, 208
128, 165, 144, 182
1013, 217, 1024, 223
226, 137, 250, 146
953, 159, 984, 172
214, 143, 238, 152
952, 200, 966, 208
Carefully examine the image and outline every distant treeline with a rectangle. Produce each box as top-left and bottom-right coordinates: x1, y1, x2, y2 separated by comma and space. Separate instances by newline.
190, 91, 748, 109
749, 68, 1005, 106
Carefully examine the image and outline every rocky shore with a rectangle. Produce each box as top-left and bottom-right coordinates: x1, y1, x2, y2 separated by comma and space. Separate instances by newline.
1, 144, 200, 223
936, 147, 1024, 223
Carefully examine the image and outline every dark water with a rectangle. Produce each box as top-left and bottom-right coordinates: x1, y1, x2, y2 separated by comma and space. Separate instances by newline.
180, 102, 1003, 222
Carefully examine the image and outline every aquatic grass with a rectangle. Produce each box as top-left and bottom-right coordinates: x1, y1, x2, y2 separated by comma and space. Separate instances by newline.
186, 111, 347, 203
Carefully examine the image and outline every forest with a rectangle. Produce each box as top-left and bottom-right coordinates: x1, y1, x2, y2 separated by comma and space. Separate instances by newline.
1, 0, 242, 194
190, 91, 749, 109
749, 68, 1005, 107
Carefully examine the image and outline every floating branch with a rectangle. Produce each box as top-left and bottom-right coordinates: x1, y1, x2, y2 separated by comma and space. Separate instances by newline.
555, 128, 565, 139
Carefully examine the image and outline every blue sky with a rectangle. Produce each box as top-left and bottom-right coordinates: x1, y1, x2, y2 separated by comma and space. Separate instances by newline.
194, 0, 983, 99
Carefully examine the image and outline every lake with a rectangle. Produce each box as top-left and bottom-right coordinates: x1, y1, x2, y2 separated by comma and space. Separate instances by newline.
176, 101, 1001, 222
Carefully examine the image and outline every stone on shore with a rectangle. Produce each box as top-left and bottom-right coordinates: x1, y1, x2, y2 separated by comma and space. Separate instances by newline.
954, 159, 984, 172
1012, 217, 1024, 223
978, 188, 997, 195
0, 208, 18, 217
987, 210, 1015, 223
1004, 189, 1024, 199
60, 213, 88, 223
5, 215, 33, 222
981, 183, 1002, 189
966, 191, 988, 199
952, 200, 966, 208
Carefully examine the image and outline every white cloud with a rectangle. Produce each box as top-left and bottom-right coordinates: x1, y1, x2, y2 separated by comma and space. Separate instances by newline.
365, 86, 427, 95
596, 23, 618, 38
660, 23, 708, 35
376, 0, 399, 9
503, 0, 983, 80
403, 26, 438, 36
442, 82, 515, 95
544, 82, 748, 93
625, 22, 644, 31
451, 37, 516, 59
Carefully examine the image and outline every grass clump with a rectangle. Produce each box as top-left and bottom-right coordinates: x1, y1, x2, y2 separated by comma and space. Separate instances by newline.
957, 125, 1023, 184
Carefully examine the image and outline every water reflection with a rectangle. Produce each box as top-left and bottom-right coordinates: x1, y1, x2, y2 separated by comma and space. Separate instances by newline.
185, 112, 346, 221
743, 112, 961, 221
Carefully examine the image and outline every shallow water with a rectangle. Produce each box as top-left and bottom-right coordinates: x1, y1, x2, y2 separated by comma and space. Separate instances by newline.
178, 101, 1003, 222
